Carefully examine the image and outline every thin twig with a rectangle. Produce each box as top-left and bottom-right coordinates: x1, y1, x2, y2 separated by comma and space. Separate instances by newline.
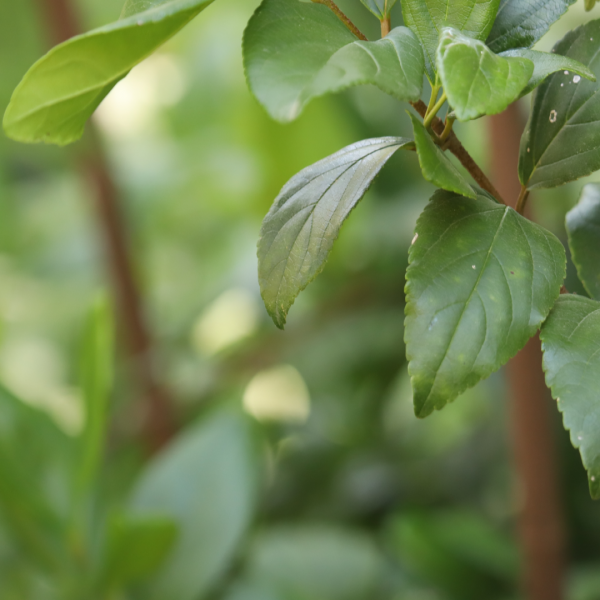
311, 0, 368, 40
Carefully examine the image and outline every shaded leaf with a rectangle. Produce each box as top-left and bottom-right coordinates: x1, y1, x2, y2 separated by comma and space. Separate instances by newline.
360, 0, 398, 20
244, 0, 424, 123
487, 0, 576, 53
409, 113, 475, 198
566, 183, 600, 299
519, 20, 600, 190
437, 28, 533, 121
259, 137, 413, 329
405, 190, 565, 417
401, 0, 501, 81
540, 294, 600, 499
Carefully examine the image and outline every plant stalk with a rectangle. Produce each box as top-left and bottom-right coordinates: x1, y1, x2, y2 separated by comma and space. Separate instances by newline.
311, 0, 368, 40
424, 92, 447, 128
516, 185, 530, 215
381, 17, 391, 37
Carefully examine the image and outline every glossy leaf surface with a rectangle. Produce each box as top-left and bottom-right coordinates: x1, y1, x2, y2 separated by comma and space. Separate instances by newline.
244, 0, 424, 123
405, 191, 565, 417
3, 0, 215, 145
487, 0, 576, 53
437, 28, 533, 121
259, 137, 413, 328
130, 411, 260, 600
501, 48, 595, 97
566, 183, 600, 300
360, 0, 398, 20
401, 0, 501, 80
541, 295, 600, 498
519, 20, 600, 190
409, 113, 475, 198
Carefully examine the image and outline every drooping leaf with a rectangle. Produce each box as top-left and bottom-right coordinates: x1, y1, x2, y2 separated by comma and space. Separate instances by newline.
360, 0, 398, 20
3, 0, 215, 145
409, 113, 475, 198
540, 294, 600, 499
519, 20, 600, 190
129, 411, 260, 600
243, 0, 424, 123
487, 0, 576, 53
401, 0, 501, 81
500, 48, 595, 96
566, 183, 600, 299
405, 190, 565, 417
437, 28, 533, 121
259, 137, 413, 329
587, 0, 599, 12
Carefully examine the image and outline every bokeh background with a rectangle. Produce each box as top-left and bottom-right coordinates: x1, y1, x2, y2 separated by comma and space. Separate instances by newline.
1, 0, 600, 598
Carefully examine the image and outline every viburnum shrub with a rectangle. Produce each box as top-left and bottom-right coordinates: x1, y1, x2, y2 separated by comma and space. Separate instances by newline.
5, 0, 600, 499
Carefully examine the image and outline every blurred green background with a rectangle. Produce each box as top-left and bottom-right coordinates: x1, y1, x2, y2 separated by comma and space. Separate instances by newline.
1, 0, 600, 598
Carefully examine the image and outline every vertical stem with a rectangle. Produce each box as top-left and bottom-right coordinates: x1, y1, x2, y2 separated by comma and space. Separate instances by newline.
33, 0, 176, 451
381, 17, 391, 37
489, 104, 566, 600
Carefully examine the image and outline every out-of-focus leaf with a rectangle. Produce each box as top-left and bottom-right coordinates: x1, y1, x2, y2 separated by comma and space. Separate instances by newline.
401, 0, 501, 81
3, 0, 215, 145
486, 0, 576, 53
500, 48, 595, 96
243, 0, 424, 123
409, 113, 475, 197
587, 0, 599, 11
541, 295, 600, 499
129, 410, 260, 600
360, 0, 398, 20
259, 137, 413, 329
566, 183, 600, 300
437, 28, 533, 121
519, 20, 600, 190
405, 190, 565, 417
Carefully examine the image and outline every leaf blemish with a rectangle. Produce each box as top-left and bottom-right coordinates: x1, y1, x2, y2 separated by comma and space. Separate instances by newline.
549, 110, 558, 123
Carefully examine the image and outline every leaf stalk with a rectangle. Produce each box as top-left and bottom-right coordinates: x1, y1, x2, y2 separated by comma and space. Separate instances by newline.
516, 185, 530, 214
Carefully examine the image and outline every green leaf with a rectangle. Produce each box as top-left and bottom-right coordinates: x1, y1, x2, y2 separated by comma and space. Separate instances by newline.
360, 0, 398, 20
566, 183, 600, 300
519, 20, 600, 190
409, 113, 476, 198
587, 0, 599, 11
437, 28, 533, 121
259, 137, 413, 329
129, 410, 260, 600
500, 48, 596, 97
540, 294, 600, 499
401, 0, 501, 81
487, 0, 576, 53
243, 0, 424, 123
405, 190, 565, 417
3, 0, 215, 145
102, 513, 178, 588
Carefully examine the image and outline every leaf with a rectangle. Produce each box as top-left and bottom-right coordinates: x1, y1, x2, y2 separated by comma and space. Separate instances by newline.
405, 190, 565, 417
487, 0, 576, 53
540, 294, 600, 499
500, 48, 596, 97
566, 183, 600, 300
519, 20, 600, 190
587, 0, 599, 11
102, 513, 178, 588
401, 0, 501, 81
129, 410, 260, 600
243, 0, 424, 123
437, 28, 533, 121
360, 0, 398, 20
408, 113, 476, 198
3, 0, 215, 145
258, 137, 413, 329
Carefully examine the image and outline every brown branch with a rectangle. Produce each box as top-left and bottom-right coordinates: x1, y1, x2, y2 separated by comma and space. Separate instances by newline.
411, 100, 506, 204
311, 0, 368, 40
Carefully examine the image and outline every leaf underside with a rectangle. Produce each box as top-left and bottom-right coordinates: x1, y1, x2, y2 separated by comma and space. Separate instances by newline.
405, 191, 565, 417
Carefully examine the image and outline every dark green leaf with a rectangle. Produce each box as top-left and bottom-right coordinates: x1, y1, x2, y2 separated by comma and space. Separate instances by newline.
360, 0, 398, 20
566, 183, 600, 299
437, 28, 533, 121
3, 0, 215, 145
487, 0, 576, 53
401, 0, 501, 81
409, 113, 475, 198
259, 137, 413, 329
519, 20, 600, 190
540, 294, 600, 499
501, 48, 595, 96
129, 411, 260, 600
244, 0, 424, 123
405, 190, 565, 417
